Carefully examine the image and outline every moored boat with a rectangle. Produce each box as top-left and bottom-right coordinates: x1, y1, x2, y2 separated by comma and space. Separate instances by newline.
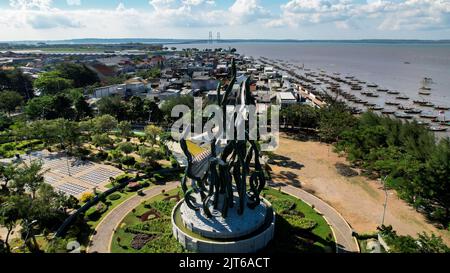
394, 112, 414, 119
386, 101, 400, 106
428, 126, 447, 132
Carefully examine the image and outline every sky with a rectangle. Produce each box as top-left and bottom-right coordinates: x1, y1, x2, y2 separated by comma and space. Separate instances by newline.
1, 0, 450, 41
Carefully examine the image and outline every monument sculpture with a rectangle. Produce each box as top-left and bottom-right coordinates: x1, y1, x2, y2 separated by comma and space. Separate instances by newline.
171, 60, 276, 253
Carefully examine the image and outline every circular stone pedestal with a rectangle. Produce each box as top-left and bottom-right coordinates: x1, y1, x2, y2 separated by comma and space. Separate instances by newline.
180, 193, 268, 239
171, 195, 276, 253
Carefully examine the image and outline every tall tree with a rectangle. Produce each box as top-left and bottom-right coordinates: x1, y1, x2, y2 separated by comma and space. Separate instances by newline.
0, 90, 23, 115
34, 71, 73, 95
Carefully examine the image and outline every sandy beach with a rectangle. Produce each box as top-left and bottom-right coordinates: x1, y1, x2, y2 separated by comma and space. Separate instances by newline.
270, 133, 450, 244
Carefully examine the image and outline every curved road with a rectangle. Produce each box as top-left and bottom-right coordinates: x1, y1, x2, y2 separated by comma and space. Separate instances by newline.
268, 181, 359, 253
88, 181, 359, 253
87, 182, 178, 253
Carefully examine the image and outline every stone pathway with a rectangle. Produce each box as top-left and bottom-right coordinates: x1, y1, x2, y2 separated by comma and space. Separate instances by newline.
87, 182, 178, 253
269, 181, 360, 253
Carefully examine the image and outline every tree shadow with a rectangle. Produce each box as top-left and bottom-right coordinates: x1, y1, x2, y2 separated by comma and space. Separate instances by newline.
270, 154, 305, 171
270, 171, 302, 188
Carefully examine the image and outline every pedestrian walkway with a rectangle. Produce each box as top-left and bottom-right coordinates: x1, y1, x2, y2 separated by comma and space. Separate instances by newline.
269, 181, 360, 253
87, 182, 178, 253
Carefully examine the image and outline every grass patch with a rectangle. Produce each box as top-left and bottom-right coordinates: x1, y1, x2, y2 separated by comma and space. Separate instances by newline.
262, 188, 335, 253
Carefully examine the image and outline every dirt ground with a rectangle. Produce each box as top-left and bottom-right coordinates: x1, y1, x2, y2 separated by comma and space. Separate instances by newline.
270, 133, 450, 244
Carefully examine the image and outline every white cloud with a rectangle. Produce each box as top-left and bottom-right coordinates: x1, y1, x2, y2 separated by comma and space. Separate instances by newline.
9, 0, 53, 10
66, 0, 81, 6
266, 0, 450, 31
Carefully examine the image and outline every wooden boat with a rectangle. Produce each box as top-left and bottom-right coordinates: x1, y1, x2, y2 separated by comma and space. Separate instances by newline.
435, 105, 450, 111
377, 88, 388, 92
351, 85, 362, 90
416, 120, 430, 126
387, 90, 400, 95
396, 95, 409, 100
398, 105, 413, 111
382, 109, 396, 114
421, 102, 435, 108
405, 109, 422, 114
386, 101, 400, 106
394, 112, 414, 119
367, 83, 378, 88
367, 93, 379, 98
428, 126, 447, 132
419, 90, 431, 95
355, 99, 368, 104
420, 112, 438, 119
369, 105, 384, 111
365, 102, 377, 107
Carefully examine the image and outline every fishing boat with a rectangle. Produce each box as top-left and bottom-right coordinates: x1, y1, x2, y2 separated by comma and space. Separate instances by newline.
365, 102, 377, 107
351, 85, 362, 90
355, 99, 368, 104
428, 126, 447, 132
435, 105, 450, 111
396, 94, 410, 100
367, 83, 378, 88
419, 90, 431, 95
439, 121, 450, 127
416, 120, 430, 126
369, 105, 384, 111
398, 105, 413, 111
367, 93, 379, 98
421, 102, 435, 108
405, 109, 422, 114
386, 101, 400, 106
420, 112, 438, 119
387, 90, 400, 95
377, 88, 388, 92
394, 112, 414, 119
382, 109, 396, 114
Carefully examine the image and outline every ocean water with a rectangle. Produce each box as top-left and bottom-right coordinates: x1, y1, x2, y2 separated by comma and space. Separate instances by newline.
172, 42, 450, 108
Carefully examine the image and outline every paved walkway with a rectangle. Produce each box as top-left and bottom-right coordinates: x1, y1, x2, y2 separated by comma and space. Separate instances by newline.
269, 181, 359, 253
87, 182, 178, 253
88, 180, 358, 253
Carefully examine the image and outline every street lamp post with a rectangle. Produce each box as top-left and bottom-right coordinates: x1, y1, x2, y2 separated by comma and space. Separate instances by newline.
381, 175, 388, 227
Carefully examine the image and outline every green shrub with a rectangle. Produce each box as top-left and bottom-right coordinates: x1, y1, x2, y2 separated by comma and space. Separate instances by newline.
16, 140, 43, 150
284, 215, 317, 230
270, 198, 296, 213
108, 193, 122, 201
1, 142, 15, 151
95, 151, 108, 161
151, 200, 176, 216
85, 201, 108, 221
121, 155, 136, 166
115, 173, 134, 183
139, 180, 150, 188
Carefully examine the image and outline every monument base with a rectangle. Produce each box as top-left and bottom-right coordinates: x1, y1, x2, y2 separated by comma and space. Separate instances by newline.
171, 198, 276, 253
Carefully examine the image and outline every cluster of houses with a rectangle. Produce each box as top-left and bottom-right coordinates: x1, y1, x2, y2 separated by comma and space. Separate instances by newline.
1, 47, 315, 113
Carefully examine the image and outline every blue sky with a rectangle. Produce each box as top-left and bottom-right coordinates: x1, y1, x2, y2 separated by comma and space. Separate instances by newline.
1, 0, 450, 41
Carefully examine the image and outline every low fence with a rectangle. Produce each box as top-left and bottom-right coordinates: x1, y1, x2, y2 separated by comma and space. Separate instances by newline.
54, 167, 183, 238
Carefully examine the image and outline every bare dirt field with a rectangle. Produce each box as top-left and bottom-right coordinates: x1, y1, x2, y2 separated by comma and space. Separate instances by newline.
270, 133, 450, 244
